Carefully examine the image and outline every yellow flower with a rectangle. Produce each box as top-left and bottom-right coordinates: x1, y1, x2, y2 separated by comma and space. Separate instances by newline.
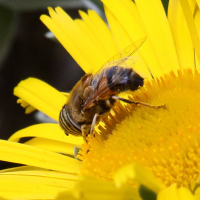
0, 0, 200, 199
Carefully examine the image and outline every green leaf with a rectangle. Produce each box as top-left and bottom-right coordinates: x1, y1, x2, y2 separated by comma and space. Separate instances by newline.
161, 0, 169, 13
139, 185, 157, 200
0, 5, 17, 66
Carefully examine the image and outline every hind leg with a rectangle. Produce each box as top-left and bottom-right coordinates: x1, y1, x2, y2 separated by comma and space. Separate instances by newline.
112, 96, 165, 109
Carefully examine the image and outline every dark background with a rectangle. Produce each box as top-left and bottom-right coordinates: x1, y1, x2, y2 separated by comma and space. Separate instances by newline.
0, 9, 84, 140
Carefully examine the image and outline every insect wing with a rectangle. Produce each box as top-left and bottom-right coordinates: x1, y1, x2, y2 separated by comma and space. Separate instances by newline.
83, 38, 146, 107
92, 37, 146, 89
105, 38, 146, 68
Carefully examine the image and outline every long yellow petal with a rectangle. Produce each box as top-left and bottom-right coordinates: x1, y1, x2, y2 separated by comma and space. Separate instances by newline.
57, 176, 141, 200
1, 170, 78, 182
9, 123, 83, 146
102, 0, 164, 78
104, 6, 152, 79
195, 186, 200, 198
25, 138, 75, 156
41, 7, 106, 74
194, 7, 200, 69
54, 7, 106, 72
41, 14, 92, 73
157, 184, 196, 200
88, 10, 119, 57
134, 0, 180, 73
113, 163, 165, 193
168, 0, 195, 70
104, 5, 132, 51
0, 140, 80, 173
78, 10, 118, 62
179, 0, 200, 64
178, 187, 197, 200
0, 166, 44, 173
102, 0, 146, 44
14, 78, 67, 121
0, 170, 77, 199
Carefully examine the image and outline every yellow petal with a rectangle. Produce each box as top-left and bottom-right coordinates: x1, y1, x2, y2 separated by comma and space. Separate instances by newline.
179, 0, 200, 64
14, 78, 67, 121
113, 163, 165, 193
74, 18, 101, 51
16, 99, 36, 114
78, 10, 118, 62
41, 15, 91, 73
88, 10, 118, 55
195, 186, 200, 198
41, 7, 106, 74
17, 98, 29, 108
157, 184, 196, 200
197, 0, 200, 7
1, 169, 78, 182
168, 0, 195, 70
56, 191, 75, 200
0, 139, 80, 173
194, 7, 200, 69
177, 187, 197, 200
25, 138, 75, 156
104, 6, 152, 79
103, 0, 164, 78
134, 0, 180, 73
25, 105, 36, 114
103, 5, 132, 51
102, 0, 146, 45
0, 170, 77, 199
67, 176, 141, 200
0, 166, 44, 173
9, 123, 83, 146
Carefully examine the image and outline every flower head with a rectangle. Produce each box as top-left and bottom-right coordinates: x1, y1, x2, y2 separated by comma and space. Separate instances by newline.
1, 0, 200, 199
80, 69, 200, 191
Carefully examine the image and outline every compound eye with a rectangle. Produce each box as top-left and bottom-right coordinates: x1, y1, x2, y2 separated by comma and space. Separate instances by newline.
83, 86, 94, 98
82, 74, 93, 89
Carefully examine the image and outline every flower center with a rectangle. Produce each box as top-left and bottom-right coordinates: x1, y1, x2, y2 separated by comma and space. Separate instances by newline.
79, 69, 200, 191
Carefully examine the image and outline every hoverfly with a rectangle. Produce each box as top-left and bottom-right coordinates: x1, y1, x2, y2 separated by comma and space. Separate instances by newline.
59, 39, 164, 141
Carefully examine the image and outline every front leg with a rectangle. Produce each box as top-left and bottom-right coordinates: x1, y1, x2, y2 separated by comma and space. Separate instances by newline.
90, 113, 101, 135
81, 124, 91, 142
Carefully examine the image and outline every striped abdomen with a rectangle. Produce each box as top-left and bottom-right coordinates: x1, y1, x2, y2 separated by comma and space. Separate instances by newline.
59, 105, 81, 136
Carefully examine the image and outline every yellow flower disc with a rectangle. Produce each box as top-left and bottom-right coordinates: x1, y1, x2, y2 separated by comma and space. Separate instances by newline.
79, 69, 200, 191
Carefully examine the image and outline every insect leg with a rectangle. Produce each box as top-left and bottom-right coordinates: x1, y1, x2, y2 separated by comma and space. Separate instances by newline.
112, 96, 165, 109
90, 113, 100, 135
81, 124, 91, 142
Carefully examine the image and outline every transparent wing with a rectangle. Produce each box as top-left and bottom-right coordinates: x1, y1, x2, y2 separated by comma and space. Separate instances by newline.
103, 38, 146, 69
83, 38, 146, 108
